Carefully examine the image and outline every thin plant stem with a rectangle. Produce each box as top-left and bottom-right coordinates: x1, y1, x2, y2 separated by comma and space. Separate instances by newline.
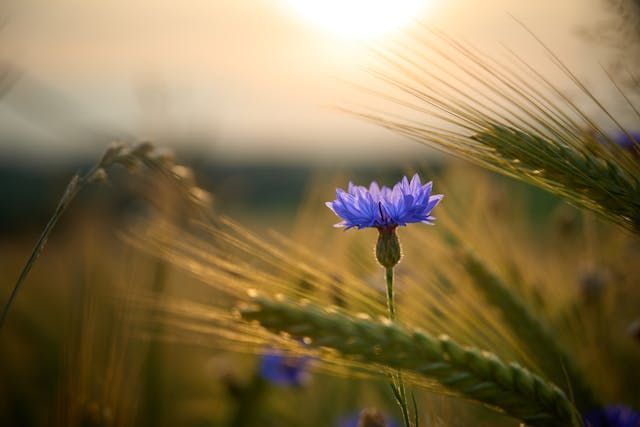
0, 142, 212, 329
385, 267, 396, 320
385, 267, 413, 427
0, 166, 98, 328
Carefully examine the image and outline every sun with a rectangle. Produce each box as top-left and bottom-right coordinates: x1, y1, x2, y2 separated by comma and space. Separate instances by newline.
286, 0, 433, 40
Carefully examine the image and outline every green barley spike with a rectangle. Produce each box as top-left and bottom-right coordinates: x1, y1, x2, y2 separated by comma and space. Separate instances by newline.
447, 234, 599, 412
472, 125, 640, 233
361, 33, 640, 234
240, 295, 582, 427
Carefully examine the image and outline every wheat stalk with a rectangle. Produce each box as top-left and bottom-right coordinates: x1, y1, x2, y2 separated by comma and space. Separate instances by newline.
470, 125, 640, 232
240, 295, 582, 427
356, 29, 640, 233
0, 142, 212, 328
451, 236, 599, 412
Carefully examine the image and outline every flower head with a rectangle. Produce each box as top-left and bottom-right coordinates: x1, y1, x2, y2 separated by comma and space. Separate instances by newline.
584, 405, 640, 427
325, 174, 443, 230
613, 132, 640, 150
258, 349, 310, 387
337, 408, 398, 427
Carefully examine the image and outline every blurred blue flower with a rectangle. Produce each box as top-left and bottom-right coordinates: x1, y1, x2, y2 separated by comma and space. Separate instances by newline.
584, 405, 640, 427
258, 349, 310, 387
337, 409, 398, 427
326, 174, 443, 230
613, 132, 640, 150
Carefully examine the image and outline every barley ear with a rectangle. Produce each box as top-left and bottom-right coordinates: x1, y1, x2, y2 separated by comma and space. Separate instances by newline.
240, 296, 582, 427
446, 234, 599, 412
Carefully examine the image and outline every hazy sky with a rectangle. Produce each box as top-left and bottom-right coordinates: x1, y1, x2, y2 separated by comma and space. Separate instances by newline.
0, 0, 624, 163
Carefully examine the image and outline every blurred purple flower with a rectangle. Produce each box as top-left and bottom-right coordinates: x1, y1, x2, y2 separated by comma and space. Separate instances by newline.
612, 132, 640, 150
258, 349, 310, 387
584, 405, 640, 427
326, 174, 442, 230
337, 409, 399, 427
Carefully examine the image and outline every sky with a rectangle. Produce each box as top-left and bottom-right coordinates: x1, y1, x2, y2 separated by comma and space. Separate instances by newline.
0, 0, 626, 164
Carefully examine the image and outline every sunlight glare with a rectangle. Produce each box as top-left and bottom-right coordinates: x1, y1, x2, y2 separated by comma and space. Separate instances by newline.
286, 0, 433, 40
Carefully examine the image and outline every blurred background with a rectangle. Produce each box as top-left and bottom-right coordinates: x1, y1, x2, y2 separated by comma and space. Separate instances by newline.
1, 0, 639, 426
0, 0, 632, 162
2, 0, 636, 229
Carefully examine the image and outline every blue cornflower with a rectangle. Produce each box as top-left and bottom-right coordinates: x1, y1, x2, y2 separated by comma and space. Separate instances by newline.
327, 174, 442, 268
258, 349, 310, 387
325, 174, 443, 230
584, 405, 640, 427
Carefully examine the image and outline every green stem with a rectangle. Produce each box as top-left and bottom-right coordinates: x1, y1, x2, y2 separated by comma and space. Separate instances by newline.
385, 267, 396, 320
385, 267, 412, 427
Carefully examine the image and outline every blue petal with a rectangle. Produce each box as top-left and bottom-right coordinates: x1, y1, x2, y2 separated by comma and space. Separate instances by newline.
326, 174, 442, 229
259, 351, 310, 387
410, 173, 422, 192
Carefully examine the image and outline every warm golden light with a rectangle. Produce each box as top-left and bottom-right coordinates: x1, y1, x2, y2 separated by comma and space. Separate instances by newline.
286, 0, 433, 39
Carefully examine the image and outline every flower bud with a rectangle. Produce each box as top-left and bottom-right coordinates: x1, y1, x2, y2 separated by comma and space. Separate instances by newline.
376, 226, 401, 268
357, 408, 388, 427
